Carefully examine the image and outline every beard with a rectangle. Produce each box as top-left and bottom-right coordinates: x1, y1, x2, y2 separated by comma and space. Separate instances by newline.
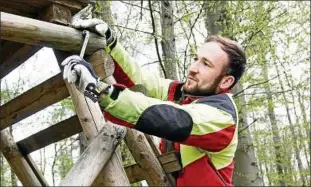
183, 75, 224, 96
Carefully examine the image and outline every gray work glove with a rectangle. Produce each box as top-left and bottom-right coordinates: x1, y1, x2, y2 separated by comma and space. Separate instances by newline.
71, 18, 117, 51
61, 55, 111, 102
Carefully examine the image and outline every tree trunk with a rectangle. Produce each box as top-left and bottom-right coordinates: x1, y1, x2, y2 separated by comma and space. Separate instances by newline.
274, 61, 306, 185
203, 1, 263, 186
263, 139, 271, 186
262, 60, 286, 186
9, 127, 18, 186
161, 1, 178, 80
232, 83, 263, 186
280, 61, 310, 167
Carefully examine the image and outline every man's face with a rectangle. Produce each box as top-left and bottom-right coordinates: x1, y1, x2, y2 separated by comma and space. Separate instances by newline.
183, 42, 230, 96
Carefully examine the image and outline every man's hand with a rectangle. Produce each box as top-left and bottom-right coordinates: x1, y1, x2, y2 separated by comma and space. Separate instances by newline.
71, 18, 117, 50
61, 55, 110, 102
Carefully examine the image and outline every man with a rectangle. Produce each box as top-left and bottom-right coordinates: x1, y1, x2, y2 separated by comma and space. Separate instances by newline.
62, 18, 246, 186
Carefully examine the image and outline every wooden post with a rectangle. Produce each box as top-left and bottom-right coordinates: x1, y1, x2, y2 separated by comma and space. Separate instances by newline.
0, 12, 106, 55
54, 50, 130, 186
0, 129, 44, 186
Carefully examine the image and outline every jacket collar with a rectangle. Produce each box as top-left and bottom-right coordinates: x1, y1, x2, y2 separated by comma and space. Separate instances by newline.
181, 89, 231, 104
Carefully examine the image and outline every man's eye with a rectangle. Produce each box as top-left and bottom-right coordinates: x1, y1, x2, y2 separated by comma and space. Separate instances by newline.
203, 61, 210, 67
193, 57, 198, 61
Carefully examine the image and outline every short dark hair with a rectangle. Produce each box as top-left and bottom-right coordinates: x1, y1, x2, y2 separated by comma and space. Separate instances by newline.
205, 35, 246, 89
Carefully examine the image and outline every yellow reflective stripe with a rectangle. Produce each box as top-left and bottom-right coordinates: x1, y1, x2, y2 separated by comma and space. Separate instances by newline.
104, 88, 160, 125
180, 144, 205, 167
180, 128, 238, 169
180, 94, 239, 169
205, 128, 238, 169
110, 43, 172, 100
206, 93, 239, 169
181, 103, 235, 135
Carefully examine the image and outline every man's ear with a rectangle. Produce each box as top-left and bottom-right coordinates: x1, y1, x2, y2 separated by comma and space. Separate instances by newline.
219, 75, 235, 90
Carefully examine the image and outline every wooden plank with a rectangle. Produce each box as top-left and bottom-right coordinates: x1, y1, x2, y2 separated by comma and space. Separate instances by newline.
17, 115, 82, 155
0, 73, 68, 130
54, 50, 130, 186
158, 150, 180, 165
124, 164, 145, 184
0, 129, 43, 186
0, 1, 43, 18
48, 0, 88, 14
16, 117, 181, 174
0, 55, 112, 131
0, 41, 42, 79
39, 3, 72, 25
1, 12, 107, 55
125, 151, 181, 184
0, 0, 87, 17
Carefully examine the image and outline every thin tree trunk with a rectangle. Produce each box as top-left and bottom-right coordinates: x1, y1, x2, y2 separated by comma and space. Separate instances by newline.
52, 143, 58, 186
274, 61, 306, 185
262, 60, 286, 186
161, 0, 178, 80
232, 83, 263, 186
297, 90, 311, 165
9, 127, 18, 186
263, 139, 271, 186
281, 128, 295, 184
280, 61, 310, 167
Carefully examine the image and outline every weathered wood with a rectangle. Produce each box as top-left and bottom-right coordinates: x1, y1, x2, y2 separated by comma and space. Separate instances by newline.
0, 0, 86, 18
0, 12, 106, 55
17, 115, 81, 155
39, 3, 72, 25
0, 73, 68, 130
58, 127, 127, 186
0, 129, 42, 186
89, 50, 172, 186
125, 163, 146, 184
54, 50, 129, 186
125, 151, 181, 184
48, 0, 87, 13
23, 154, 49, 186
0, 41, 41, 79
0, 56, 111, 130
124, 130, 171, 186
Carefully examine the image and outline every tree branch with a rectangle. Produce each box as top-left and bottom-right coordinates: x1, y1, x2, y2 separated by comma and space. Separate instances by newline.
239, 118, 258, 133
233, 75, 279, 97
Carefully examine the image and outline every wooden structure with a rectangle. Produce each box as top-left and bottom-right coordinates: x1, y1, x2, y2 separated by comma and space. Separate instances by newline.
0, 1, 180, 186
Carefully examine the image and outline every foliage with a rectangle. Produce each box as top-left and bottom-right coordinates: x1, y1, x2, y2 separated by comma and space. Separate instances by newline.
0, 1, 309, 186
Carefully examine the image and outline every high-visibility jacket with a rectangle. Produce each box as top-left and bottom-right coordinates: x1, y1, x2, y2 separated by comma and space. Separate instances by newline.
102, 42, 239, 186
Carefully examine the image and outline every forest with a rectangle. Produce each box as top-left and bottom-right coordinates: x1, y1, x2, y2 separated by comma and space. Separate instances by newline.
0, 1, 310, 186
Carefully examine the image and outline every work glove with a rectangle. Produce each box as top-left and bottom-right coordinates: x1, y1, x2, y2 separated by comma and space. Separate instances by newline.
71, 18, 117, 52
61, 55, 112, 102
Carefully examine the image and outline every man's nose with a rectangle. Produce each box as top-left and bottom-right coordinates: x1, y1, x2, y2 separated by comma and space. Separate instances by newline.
188, 61, 199, 73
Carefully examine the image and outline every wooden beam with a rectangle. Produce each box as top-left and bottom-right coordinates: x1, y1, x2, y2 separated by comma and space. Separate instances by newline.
48, 0, 88, 14
0, 41, 42, 79
0, 54, 111, 131
125, 151, 181, 183
17, 115, 81, 155
54, 50, 130, 186
0, 12, 106, 55
39, 3, 72, 25
0, 73, 68, 130
0, 0, 87, 18
0, 129, 43, 186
